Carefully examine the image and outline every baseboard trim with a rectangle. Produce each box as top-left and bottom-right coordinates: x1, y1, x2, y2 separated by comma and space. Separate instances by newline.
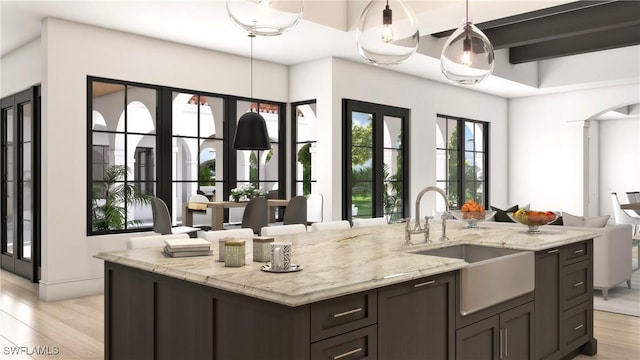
39, 276, 104, 301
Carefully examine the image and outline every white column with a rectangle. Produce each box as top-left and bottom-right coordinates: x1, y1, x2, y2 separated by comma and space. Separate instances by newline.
563, 120, 590, 216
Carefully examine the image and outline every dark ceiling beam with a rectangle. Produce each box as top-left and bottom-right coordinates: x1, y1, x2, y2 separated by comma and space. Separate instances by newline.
509, 23, 640, 63
431, 0, 614, 38
483, 1, 640, 49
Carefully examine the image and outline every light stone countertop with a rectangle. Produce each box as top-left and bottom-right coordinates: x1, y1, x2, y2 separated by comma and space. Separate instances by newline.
95, 221, 600, 307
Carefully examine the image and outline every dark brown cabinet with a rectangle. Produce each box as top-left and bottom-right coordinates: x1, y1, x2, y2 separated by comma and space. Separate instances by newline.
104, 240, 596, 360
534, 247, 562, 360
534, 240, 595, 360
310, 290, 378, 360
378, 272, 456, 360
456, 302, 534, 360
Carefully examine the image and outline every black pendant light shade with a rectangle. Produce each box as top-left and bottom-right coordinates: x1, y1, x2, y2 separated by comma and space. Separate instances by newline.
233, 111, 271, 150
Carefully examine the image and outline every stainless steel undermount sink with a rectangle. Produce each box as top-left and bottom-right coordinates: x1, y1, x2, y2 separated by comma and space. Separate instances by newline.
412, 244, 534, 316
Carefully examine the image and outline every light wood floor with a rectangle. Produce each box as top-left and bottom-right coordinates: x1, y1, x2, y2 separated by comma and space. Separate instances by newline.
1, 269, 638, 360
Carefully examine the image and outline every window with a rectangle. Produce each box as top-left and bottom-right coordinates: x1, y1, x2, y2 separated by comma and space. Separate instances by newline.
291, 100, 317, 196
343, 99, 409, 222
171, 92, 225, 221
89, 81, 157, 233
436, 115, 489, 209
87, 77, 285, 235
134, 147, 154, 195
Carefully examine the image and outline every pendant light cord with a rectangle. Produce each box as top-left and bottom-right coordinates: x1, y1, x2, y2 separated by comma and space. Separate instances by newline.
250, 33, 255, 111
466, 0, 469, 24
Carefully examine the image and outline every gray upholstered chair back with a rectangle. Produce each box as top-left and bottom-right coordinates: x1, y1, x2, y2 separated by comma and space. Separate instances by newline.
283, 195, 307, 225
151, 197, 173, 235
241, 197, 269, 234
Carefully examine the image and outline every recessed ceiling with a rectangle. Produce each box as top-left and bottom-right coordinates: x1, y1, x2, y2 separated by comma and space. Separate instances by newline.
1, 0, 639, 99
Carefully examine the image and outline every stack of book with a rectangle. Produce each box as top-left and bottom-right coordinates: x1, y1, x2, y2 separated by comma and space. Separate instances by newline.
164, 238, 212, 257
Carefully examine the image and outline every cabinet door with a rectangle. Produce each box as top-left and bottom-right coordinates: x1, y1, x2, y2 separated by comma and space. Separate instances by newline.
500, 302, 534, 360
378, 272, 455, 360
456, 315, 499, 360
534, 248, 562, 360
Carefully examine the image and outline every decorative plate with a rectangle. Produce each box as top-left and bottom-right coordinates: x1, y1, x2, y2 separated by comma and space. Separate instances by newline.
260, 263, 303, 273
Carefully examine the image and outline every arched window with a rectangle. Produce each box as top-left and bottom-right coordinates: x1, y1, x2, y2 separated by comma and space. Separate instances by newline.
436, 114, 489, 209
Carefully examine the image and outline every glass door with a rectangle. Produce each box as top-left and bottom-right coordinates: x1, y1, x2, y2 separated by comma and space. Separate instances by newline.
1, 87, 40, 282
342, 99, 409, 222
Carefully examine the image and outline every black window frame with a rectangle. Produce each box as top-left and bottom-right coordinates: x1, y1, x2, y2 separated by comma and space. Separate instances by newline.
435, 114, 490, 209
86, 76, 286, 236
342, 99, 410, 222
290, 99, 317, 197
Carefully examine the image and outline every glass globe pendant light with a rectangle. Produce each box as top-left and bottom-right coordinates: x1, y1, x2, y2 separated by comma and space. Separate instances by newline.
226, 0, 304, 36
440, 0, 494, 85
356, 0, 419, 65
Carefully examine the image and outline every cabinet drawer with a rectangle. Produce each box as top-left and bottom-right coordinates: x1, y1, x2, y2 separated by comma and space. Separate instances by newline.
310, 289, 377, 342
562, 241, 591, 265
562, 260, 592, 310
562, 301, 592, 356
310, 325, 377, 360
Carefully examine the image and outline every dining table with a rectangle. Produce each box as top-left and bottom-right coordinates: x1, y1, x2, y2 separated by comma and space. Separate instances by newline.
620, 202, 640, 211
182, 199, 289, 230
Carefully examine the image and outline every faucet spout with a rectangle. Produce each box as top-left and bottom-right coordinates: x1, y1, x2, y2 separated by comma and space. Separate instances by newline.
405, 186, 450, 243
414, 186, 449, 230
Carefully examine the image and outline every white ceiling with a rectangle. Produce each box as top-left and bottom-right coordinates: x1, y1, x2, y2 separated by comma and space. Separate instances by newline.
1, 0, 639, 101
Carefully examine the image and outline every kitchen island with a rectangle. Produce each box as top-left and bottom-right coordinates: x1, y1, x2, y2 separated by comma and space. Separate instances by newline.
96, 221, 599, 360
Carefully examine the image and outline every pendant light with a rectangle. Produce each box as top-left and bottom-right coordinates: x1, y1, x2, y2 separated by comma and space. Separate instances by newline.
356, 0, 419, 65
226, 0, 304, 36
440, 0, 494, 85
233, 34, 271, 150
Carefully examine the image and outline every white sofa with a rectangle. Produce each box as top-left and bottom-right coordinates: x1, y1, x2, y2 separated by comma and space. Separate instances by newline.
560, 223, 633, 300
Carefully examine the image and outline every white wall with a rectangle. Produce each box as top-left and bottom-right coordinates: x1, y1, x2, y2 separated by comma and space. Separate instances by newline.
288, 57, 510, 220
35, 18, 289, 300
0, 38, 42, 97
289, 58, 334, 220
508, 84, 640, 217
600, 118, 640, 215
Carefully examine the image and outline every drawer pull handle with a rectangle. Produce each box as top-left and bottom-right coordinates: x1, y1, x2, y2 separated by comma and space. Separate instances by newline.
573, 324, 584, 331
504, 328, 508, 357
333, 347, 362, 360
573, 281, 584, 287
547, 249, 559, 254
414, 280, 436, 288
573, 249, 584, 254
499, 329, 503, 359
333, 307, 363, 318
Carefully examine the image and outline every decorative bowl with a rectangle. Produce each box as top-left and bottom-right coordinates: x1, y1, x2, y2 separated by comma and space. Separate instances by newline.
449, 210, 496, 229
507, 210, 558, 233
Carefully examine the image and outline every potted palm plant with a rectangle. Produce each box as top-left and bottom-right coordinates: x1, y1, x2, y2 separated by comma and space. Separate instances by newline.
92, 165, 151, 231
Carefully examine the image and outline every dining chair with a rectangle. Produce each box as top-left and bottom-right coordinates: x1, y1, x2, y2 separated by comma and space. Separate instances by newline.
127, 233, 190, 249
201, 228, 254, 243
188, 194, 212, 230
260, 224, 307, 236
151, 197, 200, 237
611, 192, 640, 235
306, 193, 323, 224
625, 191, 640, 216
241, 197, 269, 234
310, 220, 351, 232
283, 195, 307, 225
352, 217, 388, 228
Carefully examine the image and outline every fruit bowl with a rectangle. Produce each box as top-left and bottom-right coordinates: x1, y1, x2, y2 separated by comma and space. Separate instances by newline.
507, 210, 558, 233
450, 210, 496, 229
